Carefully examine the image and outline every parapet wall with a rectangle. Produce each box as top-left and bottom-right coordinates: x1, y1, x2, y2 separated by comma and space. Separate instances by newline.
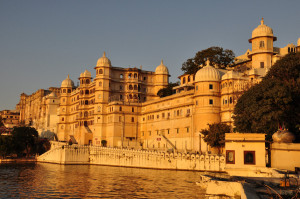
38, 145, 225, 171
271, 142, 300, 171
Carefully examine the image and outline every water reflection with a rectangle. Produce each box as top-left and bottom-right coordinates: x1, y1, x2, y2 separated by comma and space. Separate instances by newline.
0, 163, 205, 198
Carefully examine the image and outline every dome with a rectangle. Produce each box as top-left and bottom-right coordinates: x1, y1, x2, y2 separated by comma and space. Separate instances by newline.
48, 92, 57, 98
61, 75, 74, 88
96, 52, 111, 67
155, 60, 169, 75
297, 38, 300, 46
272, 128, 295, 143
252, 18, 274, 39
221, 70, 241, 80
195, 60, 221, 82
82, 70, 91, 78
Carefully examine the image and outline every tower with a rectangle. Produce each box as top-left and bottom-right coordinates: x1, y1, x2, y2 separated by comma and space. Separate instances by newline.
154, 60, 169, 95
248, 18, 277, 70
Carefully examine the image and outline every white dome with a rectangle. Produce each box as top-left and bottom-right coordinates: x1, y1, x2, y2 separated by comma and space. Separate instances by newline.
82, 70, 91, 78
297, 38, 300, 46
252, 18, 274, 38
61, 75, 74, 88
195, 60, 221, 82
155, 60, 169, 75
96, 52, 111, 67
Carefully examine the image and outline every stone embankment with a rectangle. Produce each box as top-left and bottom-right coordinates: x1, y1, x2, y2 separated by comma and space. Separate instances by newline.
38, 144, 225, 172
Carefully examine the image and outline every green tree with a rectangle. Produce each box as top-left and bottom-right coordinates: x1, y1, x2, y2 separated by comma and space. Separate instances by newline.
157, 82, 179, 98
200, 123, 231, 154
0, 135, 13, 159
233, 52, 300, 140
181, 46, 235, 74
11, 126, 38, 157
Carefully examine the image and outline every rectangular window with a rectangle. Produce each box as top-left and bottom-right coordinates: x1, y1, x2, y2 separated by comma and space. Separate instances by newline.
167, 129, 170, 134
209, 99, 213, 105
244, 151, 256, 165
186, 127, 189, 133
149, 131, 151, 136
260, 62, 264, 68
176, 128, 179, 134
209, 84, 213, 89
226, 150, 235, 164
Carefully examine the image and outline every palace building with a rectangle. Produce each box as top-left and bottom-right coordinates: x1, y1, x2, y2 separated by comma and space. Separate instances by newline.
16, 19, 300, 153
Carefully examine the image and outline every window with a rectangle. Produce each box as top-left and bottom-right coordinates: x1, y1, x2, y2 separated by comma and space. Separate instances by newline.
176, 128, 179, 134
188, 76, 190, 82
259, 41, 265, 48
98, 94, 101, 99
230, 97, 233, 104
119, 106, 122, 111
85, 90, 89, 94
183, 77, 186, 84
226, 150, 235, 164
86, 79, 90, 84
128, 73, 132, 79
244, 151, 255, 165
162, 113, 165, 118
209, 99, 213, 105
167, 129, 170, 134
209, 84, 213, 89
149, 131, 151, 136
131, 117, 134, 122
99, 81, 102, 87
186, 127, 189, 133
196, 86, 198, 91
63, 89, 66, 93
99, 69, 103, 74
119, 85, 123, 90
68, 89, 71, 93
132, 107, 134, 112
260, 62, 264, 68
62, 117, 64, 121
120, 74, 123, 79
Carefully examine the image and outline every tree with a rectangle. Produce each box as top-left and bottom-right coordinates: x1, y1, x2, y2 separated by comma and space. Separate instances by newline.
0, 135, 13, 159
157, 82, 179, 98
181, 46, 235, 74
200, 123, 231, 154
233, 52, 300, 141
11, 126, 38, 157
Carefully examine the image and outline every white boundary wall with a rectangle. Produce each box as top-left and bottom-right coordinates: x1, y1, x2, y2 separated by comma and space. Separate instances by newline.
38, 145, 225, 171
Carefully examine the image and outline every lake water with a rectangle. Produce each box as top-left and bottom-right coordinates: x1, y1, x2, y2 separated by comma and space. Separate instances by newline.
0, 163, 205, 198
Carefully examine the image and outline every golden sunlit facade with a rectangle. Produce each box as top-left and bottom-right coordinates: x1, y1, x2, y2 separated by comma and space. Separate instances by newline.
17, 19, 300, 153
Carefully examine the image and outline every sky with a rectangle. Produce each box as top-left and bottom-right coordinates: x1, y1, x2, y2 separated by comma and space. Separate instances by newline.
0, 0, 299, 110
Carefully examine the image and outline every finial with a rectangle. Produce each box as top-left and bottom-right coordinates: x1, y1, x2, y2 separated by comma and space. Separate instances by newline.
103, 51, 106, 57
206, 59, 210, 66
261, 18, 264, 25
161, 59, 164, 65
67, 74, 70, 79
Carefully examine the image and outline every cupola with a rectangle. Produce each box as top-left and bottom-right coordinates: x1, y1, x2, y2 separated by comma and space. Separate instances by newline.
155, 59, 169, 75
82, 69, 91, 78
96, 51, 111, 67
194, 60, 221, 82
250, 18, 276, 42
61, 75, 74, 88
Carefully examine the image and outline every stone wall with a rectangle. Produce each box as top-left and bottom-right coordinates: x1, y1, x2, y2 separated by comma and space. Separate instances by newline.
271, 142, 300, 171
38, 145, 225, 171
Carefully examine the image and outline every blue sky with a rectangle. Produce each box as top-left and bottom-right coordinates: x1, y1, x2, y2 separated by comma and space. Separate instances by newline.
0, 0, 299, 110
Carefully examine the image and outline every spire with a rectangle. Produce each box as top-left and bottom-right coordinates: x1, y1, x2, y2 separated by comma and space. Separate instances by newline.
206, 59, 211, 66
103, 51, 106, 57
261, 17, 264, 25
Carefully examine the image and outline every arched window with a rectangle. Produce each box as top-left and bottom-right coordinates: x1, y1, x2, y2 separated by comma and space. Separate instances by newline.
120, 74, 123, 79
85, 90, 89, 95
63, 89, 66, 93
85, 100, 88, 105
128, 73, 132, 79
134, 94, 137, 99
134, 85, 138, 90
68, 89, 71, 93
230, 97, 233, 104
134, 73, 137, 78
131, 117, 134, 122
119, 106, 122, 111
99, 81, 102, 87
188, 76, 190, 82
120, 85, 123, 90
99, 69, 103, 74
288, 47, 290, 53
86, 79, 90, 84
129, 85, 133, 90
129, 94, 132, 99
183, 77, 186, 84
120, 95, 123, 100
62, 117, 64, 121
